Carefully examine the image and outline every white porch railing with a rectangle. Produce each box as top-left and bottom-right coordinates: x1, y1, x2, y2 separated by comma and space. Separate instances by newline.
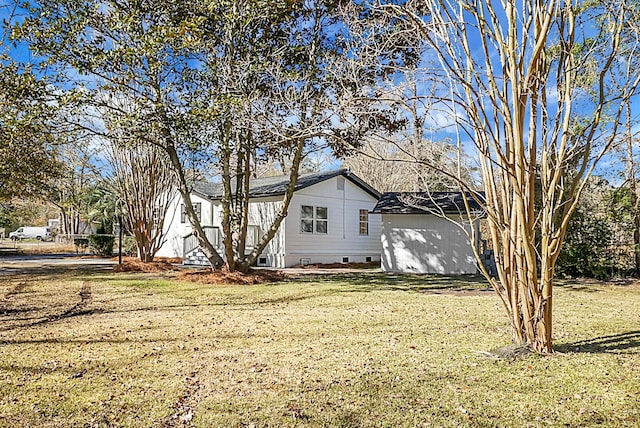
182, 225, 260, 259
183, 226, 221, 259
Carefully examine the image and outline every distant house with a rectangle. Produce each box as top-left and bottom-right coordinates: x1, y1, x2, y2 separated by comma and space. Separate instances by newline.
156, 169, 382, 267
371, 192, 485, 275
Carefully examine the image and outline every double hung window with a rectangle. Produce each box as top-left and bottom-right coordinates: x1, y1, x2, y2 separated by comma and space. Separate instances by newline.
359, 209, 369, 235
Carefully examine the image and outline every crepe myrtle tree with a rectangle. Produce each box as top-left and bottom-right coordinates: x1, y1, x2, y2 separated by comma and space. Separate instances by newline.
104, 106, 177, 262
352, 0, 640, 353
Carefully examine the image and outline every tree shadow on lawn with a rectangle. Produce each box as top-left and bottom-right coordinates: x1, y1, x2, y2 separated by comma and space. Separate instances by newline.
0, 282, 96, 332
0, 264, 115, 281
555, 331, 640, 354
297, 272, 492, 294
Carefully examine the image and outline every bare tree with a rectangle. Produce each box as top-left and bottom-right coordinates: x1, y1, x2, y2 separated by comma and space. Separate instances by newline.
623, 104, 640, 274
47, 139, 101, 236
100, 95, 177, 262
343, 136, 473, 192
105, 125, 176, 262
370, 0, 640, 353
334, 2, 477, 194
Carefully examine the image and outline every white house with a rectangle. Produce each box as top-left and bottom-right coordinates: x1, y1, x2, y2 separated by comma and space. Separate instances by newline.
156, 169, 382, 267
371, 192, 485, 275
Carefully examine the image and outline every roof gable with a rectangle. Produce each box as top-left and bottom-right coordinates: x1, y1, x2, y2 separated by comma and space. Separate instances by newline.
192, 169, 380, 200
372, 191, 485, 215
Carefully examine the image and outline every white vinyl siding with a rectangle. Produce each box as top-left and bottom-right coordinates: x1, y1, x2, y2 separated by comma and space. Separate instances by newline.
248, 198, 286, 267
284, 176, 381, 266
158, 174, 381, 268
156, 193, 209, 258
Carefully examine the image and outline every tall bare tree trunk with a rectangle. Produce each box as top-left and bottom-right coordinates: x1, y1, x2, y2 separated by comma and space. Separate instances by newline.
625, 104, 640, 275
386, 0, 640, 353
105, 129, 176, 263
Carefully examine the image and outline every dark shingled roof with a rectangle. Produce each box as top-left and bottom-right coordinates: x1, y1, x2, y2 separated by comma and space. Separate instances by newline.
192, 169, 380, 200
371, 191, 486, 215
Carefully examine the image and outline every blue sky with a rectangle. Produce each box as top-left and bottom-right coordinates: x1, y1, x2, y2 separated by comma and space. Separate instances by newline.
2, 1, 639, 186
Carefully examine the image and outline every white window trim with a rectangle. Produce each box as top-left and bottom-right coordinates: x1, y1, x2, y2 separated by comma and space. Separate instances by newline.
359, 209, 369, 236
301, 205, 328, 234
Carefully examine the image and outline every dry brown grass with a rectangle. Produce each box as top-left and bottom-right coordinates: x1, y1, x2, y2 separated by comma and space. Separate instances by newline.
0, 268, 638, 427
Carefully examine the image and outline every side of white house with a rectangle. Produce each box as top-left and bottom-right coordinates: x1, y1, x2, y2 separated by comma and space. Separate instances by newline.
156, 192, 287, 264
283, 176, 381, 267
248, 197, 286, 267
155, 192, 215, 259
381, 214, 479, 274
155, 170, 382, 268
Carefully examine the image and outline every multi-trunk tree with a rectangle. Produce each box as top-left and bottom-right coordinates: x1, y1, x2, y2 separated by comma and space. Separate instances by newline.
105, 137, 176, 262
20, 0, 373, 272
377, 0, 640, 353
188, 0, 363, 272
97, 95, 177, 262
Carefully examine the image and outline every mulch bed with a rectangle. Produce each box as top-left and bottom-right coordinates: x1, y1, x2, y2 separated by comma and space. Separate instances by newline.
176, 268, 285, 285
112, 257, 182, 273
112, 257, 286, 284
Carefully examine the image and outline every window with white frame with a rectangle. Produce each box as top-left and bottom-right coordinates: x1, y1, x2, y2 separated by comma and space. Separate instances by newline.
359, 209, 369, 235
301, 205, 328, 234
181, 202, 201, 223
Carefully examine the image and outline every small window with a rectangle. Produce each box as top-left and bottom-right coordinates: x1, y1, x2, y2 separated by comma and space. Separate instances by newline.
153, 207, 160, 225
300, 258, 311, 266
359, 209, 369, 236
181, 202, 202, 224
258, 257, 267, 265
301, 205, 327, 234
342, 257, 349, 263
366, 256, 372, 262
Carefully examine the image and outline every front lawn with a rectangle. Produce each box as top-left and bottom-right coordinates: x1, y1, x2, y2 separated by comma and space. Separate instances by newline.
0, 268, 638, 427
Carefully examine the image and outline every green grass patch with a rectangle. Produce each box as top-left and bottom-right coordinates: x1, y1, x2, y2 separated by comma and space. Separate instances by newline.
0, 269, 638, 427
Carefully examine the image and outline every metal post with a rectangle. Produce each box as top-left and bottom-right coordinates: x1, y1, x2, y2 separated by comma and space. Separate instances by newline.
118, 215, 123, 265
